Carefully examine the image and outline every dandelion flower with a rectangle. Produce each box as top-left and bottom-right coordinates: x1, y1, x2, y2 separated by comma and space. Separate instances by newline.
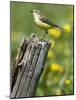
48, 28, 61, 38
63, 24, 71, 32
64, 79, 71, 85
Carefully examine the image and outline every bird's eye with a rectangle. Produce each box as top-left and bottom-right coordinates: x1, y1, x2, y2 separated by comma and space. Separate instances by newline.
34, 10, 40, 14
35, 10, 37, 13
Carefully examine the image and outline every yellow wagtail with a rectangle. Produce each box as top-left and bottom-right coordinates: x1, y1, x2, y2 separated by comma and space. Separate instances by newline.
30, 9, 66, 39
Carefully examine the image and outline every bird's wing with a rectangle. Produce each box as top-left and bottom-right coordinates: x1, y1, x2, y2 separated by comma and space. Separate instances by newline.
39, 15, 66, 32
39, 15, 59, 27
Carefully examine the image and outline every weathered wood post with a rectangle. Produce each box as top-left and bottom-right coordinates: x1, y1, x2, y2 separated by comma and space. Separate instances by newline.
11, 34, 51, 98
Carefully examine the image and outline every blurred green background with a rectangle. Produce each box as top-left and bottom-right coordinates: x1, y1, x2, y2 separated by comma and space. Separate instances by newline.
11, 1, 74, 96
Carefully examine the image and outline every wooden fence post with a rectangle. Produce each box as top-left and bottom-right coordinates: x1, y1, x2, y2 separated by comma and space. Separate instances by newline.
11, 34, 51, 98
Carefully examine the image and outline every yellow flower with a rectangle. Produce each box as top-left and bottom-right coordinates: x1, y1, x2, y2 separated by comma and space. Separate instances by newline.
55, 89, 61, 95
50, 39, 55, 48
47, 50, 53, 58
63, 24, 71, 32
50, 63, 64, 72
48, 28, 61, 38
64, 79, 71, 85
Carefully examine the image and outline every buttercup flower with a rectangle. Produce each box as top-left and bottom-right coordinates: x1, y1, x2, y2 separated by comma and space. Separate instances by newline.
50, 63, 64, 72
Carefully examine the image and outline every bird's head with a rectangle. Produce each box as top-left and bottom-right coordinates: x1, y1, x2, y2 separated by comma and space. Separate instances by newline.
30, 9, 40, 18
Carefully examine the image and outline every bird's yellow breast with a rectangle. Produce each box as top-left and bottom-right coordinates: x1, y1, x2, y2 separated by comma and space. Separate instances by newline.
34, 18, 51, 30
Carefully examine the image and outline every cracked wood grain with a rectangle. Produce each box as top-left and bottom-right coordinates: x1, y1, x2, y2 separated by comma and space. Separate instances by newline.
11, 35, 50, 98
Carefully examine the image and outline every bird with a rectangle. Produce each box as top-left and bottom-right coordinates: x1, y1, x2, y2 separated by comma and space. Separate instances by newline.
30, 9, 66, 39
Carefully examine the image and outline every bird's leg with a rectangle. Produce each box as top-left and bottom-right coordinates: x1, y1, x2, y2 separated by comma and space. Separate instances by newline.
42, 33, 46, 40
42, 30, 48, 40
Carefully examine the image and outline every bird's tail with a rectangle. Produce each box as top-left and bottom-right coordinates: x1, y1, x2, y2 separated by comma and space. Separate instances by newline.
55, 25, 67, 32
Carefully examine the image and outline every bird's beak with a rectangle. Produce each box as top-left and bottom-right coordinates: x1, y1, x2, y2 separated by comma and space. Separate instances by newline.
30, 10, 33, 13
